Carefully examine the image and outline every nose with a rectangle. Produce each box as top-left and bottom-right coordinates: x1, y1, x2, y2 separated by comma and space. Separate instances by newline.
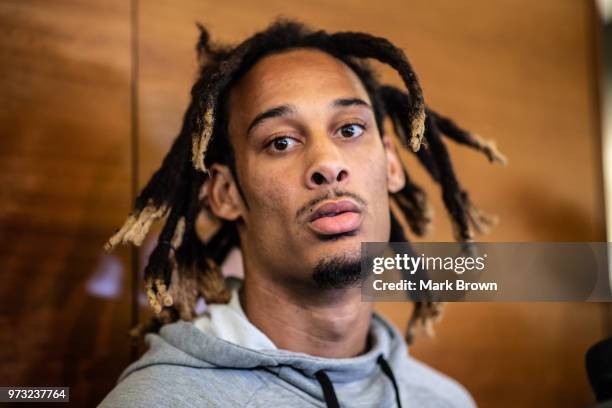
304, 138, 350, 189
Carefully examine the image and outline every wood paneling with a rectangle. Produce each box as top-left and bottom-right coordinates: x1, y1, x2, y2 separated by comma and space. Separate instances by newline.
0, 0, 606, 407
0, 1, 133, 406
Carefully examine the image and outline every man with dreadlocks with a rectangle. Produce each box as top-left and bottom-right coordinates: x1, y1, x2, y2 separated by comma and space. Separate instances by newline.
101, 19, 505, 408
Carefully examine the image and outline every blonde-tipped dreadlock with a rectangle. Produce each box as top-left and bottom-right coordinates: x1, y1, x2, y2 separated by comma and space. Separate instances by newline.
105, 19, 505, 344
192, 104, 214, 173
105, 201, 169, 251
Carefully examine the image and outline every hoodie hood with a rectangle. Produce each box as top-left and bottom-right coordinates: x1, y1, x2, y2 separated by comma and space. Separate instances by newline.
122, 313, 402, 382
111, 312, 475, 408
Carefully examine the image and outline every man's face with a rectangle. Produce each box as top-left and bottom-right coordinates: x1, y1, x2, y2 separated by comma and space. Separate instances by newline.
209, 48, 404, 287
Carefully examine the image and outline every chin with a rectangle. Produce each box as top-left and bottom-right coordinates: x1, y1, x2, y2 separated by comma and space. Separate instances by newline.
310, 244, 365, 289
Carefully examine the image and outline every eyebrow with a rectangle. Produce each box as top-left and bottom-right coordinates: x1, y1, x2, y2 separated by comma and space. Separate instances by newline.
332, 98, 371, 109
246, 98, 372, 136
247, 104, 295, 135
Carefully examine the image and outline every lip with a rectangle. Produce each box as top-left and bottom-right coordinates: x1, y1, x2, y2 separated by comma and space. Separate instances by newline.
307, 200, 363, 235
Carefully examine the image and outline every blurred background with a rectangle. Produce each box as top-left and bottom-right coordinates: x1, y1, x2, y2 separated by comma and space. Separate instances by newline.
0, 0, 608, 406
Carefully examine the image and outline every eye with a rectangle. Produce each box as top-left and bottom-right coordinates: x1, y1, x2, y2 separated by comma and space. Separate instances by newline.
266, 136, 298, 152
338, 123, 365, 139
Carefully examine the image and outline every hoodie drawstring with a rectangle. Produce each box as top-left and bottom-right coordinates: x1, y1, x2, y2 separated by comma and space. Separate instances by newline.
314, 356, 402, 408
315, 370, 340, 408
377, 355, 403, 408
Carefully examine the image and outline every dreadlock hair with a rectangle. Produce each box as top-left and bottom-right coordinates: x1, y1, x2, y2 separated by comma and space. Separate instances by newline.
105, 19, 506, 343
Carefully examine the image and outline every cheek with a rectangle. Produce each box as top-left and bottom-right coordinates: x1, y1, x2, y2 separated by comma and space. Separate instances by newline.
354, 147, 391, 231
244, 167, 297, 227
369, 169, 391, 214
356, 143, 389, 194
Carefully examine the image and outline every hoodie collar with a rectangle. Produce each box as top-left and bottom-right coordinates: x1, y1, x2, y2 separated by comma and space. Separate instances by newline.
156, 312, 406, 383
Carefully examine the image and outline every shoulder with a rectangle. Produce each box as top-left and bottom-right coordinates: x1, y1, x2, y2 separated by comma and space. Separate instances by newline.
98, 363, 267, 408
397, 355, 477, 408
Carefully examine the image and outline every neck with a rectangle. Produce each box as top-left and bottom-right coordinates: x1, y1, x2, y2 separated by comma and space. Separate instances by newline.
239, 273, 372, 358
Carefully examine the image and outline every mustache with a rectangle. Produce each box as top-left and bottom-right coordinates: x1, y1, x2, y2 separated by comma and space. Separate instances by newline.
296, 189, 367, 221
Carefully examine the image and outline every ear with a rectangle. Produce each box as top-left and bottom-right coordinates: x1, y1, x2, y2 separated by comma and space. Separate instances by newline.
205, 163, 243, 221
382, 135, 406, 193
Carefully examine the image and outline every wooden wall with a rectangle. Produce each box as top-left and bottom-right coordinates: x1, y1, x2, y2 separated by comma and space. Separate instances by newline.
0, 1, 606, 407
0, 2, 133, 407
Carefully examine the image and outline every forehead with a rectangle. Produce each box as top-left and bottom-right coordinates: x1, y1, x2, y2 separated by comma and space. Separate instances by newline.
228, 48, 371, 118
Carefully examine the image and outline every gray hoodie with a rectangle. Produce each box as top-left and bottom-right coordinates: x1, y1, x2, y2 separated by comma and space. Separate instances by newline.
100, 310, 476, 408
